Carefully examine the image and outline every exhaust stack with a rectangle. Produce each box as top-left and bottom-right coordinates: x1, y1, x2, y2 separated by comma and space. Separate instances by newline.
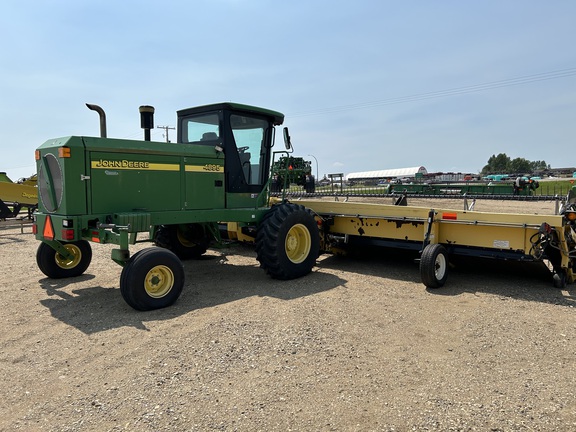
86, 103, 107, 138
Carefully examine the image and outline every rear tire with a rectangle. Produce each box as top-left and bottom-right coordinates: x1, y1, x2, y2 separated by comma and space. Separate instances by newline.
36, 240, 92, 278
154, 224, 210, 260
120, 248, 185, 311
256, 203, 319, 280
420, 244, 449, 288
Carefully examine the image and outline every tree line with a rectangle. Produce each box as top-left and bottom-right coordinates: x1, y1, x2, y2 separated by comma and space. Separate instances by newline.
480, 153, 550, 176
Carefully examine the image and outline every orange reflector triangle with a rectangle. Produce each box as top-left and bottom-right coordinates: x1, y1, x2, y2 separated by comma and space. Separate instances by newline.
43, 215, 55, 240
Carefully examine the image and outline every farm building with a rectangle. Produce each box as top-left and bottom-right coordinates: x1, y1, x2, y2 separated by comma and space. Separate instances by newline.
345, 166, 428, 182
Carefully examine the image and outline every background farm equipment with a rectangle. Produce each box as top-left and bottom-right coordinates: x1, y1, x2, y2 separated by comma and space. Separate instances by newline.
270, 156, 315, 193
0, 172, 38, 219
387, 179, 539, 196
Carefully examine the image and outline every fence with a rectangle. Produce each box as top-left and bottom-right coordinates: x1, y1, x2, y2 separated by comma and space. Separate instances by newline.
0, 218, 33, 234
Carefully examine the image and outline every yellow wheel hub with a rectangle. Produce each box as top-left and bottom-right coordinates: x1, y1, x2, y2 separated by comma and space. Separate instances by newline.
144, 265, 174, 298
285, 224, 311, 264
55, 244, 82, 269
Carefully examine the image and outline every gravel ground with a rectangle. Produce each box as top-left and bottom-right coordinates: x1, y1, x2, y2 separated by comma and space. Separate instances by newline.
1, 198, 575, 431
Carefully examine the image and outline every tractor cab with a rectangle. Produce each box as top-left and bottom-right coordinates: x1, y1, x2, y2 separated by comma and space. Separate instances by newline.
177, 103, 284, 207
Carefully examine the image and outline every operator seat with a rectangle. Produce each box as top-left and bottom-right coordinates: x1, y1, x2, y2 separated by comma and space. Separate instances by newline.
200, 132, 218, 141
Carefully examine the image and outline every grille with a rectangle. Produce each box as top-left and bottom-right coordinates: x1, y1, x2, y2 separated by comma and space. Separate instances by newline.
38, 154, 63, 213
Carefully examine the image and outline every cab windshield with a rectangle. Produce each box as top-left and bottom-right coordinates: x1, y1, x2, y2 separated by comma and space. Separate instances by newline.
230, 114, 268, 185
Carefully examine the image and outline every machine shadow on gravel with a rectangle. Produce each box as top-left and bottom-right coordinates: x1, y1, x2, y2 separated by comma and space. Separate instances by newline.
429, 256, 576, 307
0, 233, 30, 245
36, 250, 347, 334
39, 273, 96, 289
38, 274, 153, 334
317, 246, 576, 307
317, 247, 422, 282
179, 253, 347, 307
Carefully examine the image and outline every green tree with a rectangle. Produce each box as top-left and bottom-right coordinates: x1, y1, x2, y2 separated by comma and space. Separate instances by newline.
481, 153, 511, 175
530, 160, 550, 171
509, 157, 532, 174
481, 154, 549, 175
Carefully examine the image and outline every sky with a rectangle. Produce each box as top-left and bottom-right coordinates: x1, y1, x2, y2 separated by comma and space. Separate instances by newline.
1, 0, 575, 181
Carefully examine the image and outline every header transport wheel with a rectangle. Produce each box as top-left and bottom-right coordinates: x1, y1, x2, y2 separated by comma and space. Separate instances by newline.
256, 203, 320, 280
36, 240, 92, 279
120, 248, 185, 311
420, 243, 449, 288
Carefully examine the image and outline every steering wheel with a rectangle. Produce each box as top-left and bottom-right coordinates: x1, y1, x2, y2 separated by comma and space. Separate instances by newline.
238, 146, 249, 152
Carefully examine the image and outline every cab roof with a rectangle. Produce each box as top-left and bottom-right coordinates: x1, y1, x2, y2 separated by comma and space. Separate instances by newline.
177, 102, 284, 126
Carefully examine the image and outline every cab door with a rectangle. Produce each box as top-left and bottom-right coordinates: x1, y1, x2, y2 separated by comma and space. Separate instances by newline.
223, 112, 273, 208
179, 111, 225, 209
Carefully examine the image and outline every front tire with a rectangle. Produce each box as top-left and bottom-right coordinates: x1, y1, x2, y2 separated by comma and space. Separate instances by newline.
256, 203, 319, 280
36, 240, 92, 278
420, 244, 449, 288
120, 248, 185, 311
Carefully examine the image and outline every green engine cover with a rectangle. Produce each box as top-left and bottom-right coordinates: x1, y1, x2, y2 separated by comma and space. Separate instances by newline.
36, 136, 226, 217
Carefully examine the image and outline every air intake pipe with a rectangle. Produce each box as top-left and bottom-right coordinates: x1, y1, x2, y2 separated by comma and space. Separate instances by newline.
139, 105, 155, 141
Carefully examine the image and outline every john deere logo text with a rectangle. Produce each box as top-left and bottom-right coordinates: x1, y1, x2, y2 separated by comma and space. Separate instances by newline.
93, 159, 150, 169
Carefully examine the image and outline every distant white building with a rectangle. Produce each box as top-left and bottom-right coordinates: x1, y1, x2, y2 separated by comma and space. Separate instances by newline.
346, 166, 428, 181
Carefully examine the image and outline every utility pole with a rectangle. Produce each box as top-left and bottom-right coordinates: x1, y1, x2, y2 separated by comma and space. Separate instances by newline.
157, 125, 175, 143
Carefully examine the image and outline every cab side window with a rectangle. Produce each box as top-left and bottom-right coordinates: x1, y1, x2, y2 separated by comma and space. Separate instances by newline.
182, 113, 220, 144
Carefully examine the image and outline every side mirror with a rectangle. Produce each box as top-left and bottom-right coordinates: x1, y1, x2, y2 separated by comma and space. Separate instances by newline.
283, 127, 292, 150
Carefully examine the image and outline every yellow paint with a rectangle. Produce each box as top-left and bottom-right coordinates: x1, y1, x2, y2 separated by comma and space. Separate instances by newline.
297, 198, 565, 256
225, 222, 254, 243
185, 164, 224, 173
90, 160, 223, 173
0, 182, 38, 204
91, 160, 179, 171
